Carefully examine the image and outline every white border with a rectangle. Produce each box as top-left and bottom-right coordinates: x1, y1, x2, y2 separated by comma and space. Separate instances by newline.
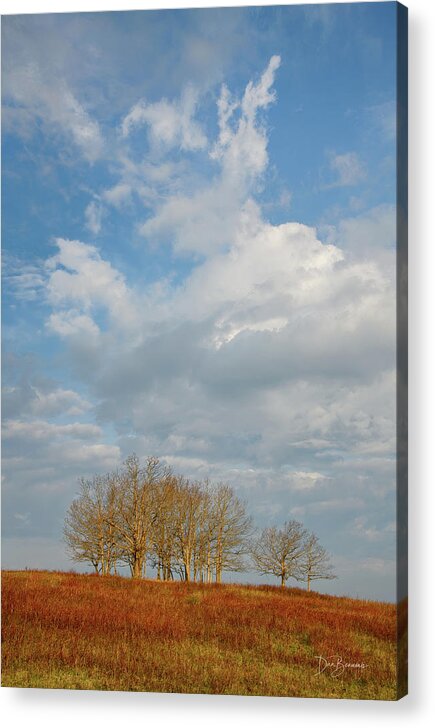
1, 0, 435, 724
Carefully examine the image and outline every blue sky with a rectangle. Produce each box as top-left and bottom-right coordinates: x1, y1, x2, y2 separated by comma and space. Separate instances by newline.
2, 3, 399, 600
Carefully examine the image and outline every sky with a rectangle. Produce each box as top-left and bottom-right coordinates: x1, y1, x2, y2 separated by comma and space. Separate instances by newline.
1, 2, 399, 601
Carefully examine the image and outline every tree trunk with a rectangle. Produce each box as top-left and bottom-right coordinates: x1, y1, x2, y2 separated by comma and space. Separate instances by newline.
184, 556, 191, 582
132, 557, 142, 579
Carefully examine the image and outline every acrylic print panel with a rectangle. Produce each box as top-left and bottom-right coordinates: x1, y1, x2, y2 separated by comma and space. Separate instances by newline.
1, 1, 407, 700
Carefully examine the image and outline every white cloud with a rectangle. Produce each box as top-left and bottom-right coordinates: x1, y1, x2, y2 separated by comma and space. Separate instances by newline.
46, 311, 100, 338
31, 59, 395, 498
121, 84, 207, 151
211, 55, 281, 183
37, 195, 395, 480
45, 238, 137, 333
1, 27, 399, 598
289, 471, 330, 490
30, 388, 91, 417
85, 201, 104, 235
140, 56, 281, 254
2, 411, 121, 550
328, 151, 366, 187
102, 183, 132, 208
3, 63, 103, 162
3, 264, 46, 302
2, 420, 102, 441
324, 204, 396, 261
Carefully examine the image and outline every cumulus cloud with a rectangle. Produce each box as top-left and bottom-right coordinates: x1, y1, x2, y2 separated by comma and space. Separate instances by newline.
3, 52, 398, 598
140, 56, 281, 254
324, 204, 396, 262
30, 388, 90, 418
38, 202, 395, 484
30, 62, 395, 522
211, 55, 281, 182
47, 311, 100, 338
31, 55, 395, 493
44, 238, 137, 333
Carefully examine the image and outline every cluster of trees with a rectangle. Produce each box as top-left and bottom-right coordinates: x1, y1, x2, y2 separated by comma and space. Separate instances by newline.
64, 455, 336, 590
251, 522, 336, 590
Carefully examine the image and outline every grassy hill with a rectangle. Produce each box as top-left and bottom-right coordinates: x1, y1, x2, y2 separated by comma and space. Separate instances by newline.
1, 569, 402, 699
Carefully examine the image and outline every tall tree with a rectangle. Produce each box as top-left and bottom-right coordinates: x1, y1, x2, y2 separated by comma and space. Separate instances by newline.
193, 481, 216, 583
150, 472, 178, 581
297, 533, 336, 591
109, 455, 165, 579
251, 520, 307, 587
212, 483, 252, 583
171, 477, 203, 582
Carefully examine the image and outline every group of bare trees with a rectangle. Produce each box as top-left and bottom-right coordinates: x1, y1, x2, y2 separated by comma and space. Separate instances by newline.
251, 521, 336, 590
64, 455, 336, 589
64, 455, 252, 583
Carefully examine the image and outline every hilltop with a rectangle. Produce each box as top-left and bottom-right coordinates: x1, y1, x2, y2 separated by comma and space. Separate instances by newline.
2, 570, 402, 699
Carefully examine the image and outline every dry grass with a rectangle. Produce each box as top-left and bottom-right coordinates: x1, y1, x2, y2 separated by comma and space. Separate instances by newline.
1, 570, 402, 699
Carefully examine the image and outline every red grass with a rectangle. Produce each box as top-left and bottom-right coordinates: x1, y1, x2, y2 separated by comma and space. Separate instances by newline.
1, 570, 402, 699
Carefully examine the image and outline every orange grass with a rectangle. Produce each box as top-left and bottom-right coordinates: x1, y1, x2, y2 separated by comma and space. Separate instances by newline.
1, 570, 401, 699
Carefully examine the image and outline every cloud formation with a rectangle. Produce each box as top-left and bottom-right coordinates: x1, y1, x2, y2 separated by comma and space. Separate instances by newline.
2, 34, 398, 600
3, 63, 104, 163
140, 56, 282, 254
121, 85, 207, 152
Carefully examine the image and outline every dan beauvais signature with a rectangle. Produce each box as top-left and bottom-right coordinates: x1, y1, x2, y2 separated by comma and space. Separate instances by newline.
314, 655, 369, 678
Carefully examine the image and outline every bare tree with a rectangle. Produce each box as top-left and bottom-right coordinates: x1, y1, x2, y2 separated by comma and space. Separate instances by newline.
149, 472, 178, 581
297, 533, 336, 591
212, 483, 252, 583
109, 455, 165, 579
65, 456, 337, 594
172, 477, 203, 582
63, 474, 121, 575
251, 520, 307, 587
193, 481, 216, 583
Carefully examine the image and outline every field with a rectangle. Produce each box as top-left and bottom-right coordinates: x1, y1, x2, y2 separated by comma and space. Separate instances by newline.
1, 570, 403, 700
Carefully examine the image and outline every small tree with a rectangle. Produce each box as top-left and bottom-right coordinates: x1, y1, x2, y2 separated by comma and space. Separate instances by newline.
298, 533, 336, 591
251, 520, 307, 587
